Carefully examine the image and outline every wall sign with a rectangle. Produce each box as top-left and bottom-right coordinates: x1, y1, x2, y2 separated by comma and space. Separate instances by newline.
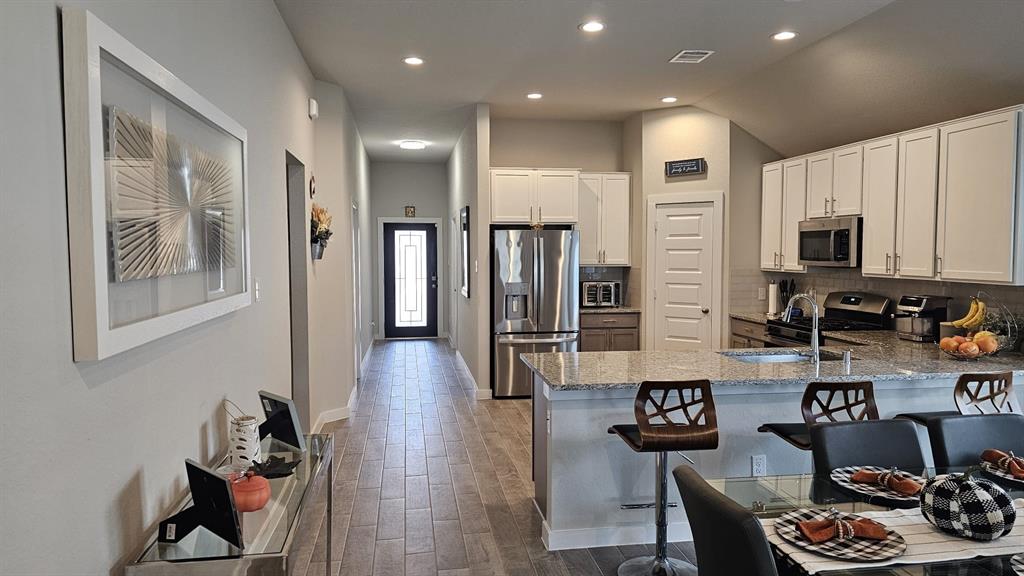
665, 158, 707, 177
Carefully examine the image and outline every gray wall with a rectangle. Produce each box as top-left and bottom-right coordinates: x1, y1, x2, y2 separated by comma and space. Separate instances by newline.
0, 2, 346, 573
370, 162, 450, 338
490, 118, 622, 171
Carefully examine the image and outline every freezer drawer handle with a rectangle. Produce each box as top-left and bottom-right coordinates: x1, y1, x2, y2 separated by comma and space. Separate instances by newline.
497, 335, 578, 345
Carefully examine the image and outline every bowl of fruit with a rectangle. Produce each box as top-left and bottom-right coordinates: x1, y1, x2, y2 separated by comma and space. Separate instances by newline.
938, 295, 1017, 361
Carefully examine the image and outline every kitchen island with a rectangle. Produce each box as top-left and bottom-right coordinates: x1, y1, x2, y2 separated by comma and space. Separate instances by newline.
520, 335, 1024, 550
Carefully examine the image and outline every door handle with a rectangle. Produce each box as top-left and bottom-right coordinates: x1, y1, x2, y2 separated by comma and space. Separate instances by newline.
498, 335, 578, 345
701, 307, 710, 314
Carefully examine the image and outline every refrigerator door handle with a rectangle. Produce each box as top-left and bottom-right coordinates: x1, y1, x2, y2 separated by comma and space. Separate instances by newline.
537, 234, 545, 329
497, 334, 578, 345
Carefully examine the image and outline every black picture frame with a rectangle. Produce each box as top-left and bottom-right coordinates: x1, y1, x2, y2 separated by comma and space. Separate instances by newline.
258, 390, 307, 452
460, 206, 470, 298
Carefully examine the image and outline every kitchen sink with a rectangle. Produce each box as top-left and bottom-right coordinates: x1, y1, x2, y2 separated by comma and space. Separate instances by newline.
720, 350, 846, 364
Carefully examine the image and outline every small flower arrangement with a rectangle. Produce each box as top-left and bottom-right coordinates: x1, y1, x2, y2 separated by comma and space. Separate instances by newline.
310, 203, 333, 259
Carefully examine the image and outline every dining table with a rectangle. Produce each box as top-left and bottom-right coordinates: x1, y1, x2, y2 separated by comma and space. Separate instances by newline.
713, 467, 1024, 575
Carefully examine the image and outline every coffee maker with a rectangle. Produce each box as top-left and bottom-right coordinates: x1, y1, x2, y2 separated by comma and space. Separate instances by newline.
891, 295, 950, 342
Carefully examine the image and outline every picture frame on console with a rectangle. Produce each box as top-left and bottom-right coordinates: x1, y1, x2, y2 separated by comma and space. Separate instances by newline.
61, 8, 252, 362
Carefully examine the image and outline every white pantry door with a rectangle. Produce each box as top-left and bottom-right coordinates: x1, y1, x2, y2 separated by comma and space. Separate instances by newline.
652, 203, 716, 351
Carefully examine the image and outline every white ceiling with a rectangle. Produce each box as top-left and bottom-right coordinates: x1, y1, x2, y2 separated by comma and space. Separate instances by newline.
275, 0, 893, 162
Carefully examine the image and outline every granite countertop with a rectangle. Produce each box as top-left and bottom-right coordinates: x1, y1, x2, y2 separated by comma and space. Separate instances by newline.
581, 307, 642, 315
729, 312, 769, 324
521, 330, 1024, 391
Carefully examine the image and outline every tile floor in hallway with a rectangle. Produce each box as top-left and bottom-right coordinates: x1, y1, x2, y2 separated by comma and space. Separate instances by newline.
310, 339, 696, 576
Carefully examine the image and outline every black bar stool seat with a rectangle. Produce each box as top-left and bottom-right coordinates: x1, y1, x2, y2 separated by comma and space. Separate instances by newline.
893, 410, 958, 426
896, 371, 1016, 426
607, 380, 719, 576
758, 381, 879, 454
756, 422, 811, 450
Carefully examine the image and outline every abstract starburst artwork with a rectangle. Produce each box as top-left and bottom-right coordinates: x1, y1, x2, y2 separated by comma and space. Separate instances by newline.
107, 108, 236, 282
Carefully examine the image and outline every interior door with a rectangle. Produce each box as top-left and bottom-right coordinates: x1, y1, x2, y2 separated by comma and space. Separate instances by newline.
652, 203, 715, 351
383, 222, 438, 338
861, 138, 899, 277
896, 128, 939, 279
760, 163, 783, 270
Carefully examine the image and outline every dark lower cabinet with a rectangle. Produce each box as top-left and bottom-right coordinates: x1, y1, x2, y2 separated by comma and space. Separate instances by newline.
580, 312, 641, 351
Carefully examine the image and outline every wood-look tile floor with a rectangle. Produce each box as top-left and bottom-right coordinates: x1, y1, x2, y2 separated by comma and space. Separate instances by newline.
312, 339, 696, 576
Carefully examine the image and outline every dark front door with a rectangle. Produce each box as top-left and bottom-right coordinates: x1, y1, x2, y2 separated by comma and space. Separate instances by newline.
383, 222, 438, 338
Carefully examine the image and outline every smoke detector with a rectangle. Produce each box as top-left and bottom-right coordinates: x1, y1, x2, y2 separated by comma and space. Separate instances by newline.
669, 49, 714, 64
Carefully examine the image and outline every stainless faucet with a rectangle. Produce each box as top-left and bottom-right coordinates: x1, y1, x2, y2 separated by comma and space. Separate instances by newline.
784, 293, 820, 365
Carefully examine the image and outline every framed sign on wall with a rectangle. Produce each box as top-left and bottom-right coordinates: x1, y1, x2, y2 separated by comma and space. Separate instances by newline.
460, 206, 470, 298
62, 8, 252, 361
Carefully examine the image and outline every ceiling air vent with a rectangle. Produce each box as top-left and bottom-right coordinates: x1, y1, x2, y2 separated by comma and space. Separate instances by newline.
669, 49, 714, 64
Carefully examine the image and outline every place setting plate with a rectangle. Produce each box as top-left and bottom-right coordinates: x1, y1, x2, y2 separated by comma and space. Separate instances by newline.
829, 466, 926, 506
980, 461, 1024, 486
774, 509, 907, 562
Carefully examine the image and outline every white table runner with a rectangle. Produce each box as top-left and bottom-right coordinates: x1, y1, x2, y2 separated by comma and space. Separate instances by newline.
761, 499, 1024, 574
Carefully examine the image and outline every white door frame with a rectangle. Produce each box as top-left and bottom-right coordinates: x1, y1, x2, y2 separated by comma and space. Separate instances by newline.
352, 202, 362, 382
448, 214, 459, 348
644, 191, 725, 350
377, 217, 444, 339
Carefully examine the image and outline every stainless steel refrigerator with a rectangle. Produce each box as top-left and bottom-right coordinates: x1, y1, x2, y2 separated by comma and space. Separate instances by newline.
492, 228, 579, 398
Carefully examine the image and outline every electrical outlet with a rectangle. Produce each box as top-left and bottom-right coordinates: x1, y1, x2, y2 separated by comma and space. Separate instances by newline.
758, 287, 767, 301
254, 278, 261, 302
752, 454, 767, 477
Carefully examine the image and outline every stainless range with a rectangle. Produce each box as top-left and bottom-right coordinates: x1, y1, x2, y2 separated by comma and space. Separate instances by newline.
766, 291, 891, 347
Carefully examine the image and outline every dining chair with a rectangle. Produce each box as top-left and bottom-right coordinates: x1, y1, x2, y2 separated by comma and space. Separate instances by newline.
895, 371, 1016, 426
810, 419, 926, 472
758, 380, 879, 451
672, 465, 779, 576
607, 380, 719, 576
926, 413, 1024, 468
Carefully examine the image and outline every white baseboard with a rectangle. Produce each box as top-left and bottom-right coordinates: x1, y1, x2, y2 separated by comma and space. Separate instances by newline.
360, 341, 374, 375
475, 388, 493, 400
541, 519, 693, 551
312, 384, 359, 433
453, 349, 489, 399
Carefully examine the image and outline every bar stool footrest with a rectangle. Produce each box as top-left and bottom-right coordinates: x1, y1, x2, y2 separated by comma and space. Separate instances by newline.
620, 502, 679, 510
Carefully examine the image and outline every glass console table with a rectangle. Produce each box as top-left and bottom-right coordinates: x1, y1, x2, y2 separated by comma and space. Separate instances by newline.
126, 434, 333, 576
713, 467, 1024, 575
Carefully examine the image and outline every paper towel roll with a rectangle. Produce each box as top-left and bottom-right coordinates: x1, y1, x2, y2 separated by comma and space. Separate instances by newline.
768, 283, 780, 317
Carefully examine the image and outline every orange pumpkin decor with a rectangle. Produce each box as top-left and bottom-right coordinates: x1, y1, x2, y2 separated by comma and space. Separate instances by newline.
230, 472, 271, 513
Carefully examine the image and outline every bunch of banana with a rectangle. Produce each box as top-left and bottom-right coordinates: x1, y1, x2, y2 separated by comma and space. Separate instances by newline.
949, 297, 987, 329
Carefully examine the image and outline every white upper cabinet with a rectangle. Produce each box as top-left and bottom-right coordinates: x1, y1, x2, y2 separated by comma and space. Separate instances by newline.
806, 153, 834, 219
861, 138, 899, 277
760, 163, 784, 271
490, 169, 579, 224
782, 159, 807, 272
578, 172, 631, 266
936, 110, 1022, 284
895, 128, 939, 279
831, 145, 864, 216
490, 169, 534, 223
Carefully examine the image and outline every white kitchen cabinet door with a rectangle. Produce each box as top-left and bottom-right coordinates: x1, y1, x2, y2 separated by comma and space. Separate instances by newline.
578, 174, 601, 265
937, 110, 1020, 283
536, 170, 579, 223
806, 153, 834, 219
895, 128, 939, 279
861, 138, 899, 277
782, 159, 807, 272
760, 163, 784, 270
601, 174, 631, 265
832, 145, 864, 216
490, 169, 534, 223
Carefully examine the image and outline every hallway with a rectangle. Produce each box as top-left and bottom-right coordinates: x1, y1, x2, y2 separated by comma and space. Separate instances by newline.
315, 339, 696, 575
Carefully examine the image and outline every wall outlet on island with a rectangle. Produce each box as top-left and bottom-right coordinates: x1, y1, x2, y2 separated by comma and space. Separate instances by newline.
752, 454, 767, 477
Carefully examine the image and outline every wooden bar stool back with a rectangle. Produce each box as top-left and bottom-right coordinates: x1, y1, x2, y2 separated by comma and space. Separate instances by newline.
758, 381, 878, 451
954, 371, 1016, 414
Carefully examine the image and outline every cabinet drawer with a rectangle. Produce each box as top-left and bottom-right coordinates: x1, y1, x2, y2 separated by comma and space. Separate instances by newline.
730, 318, 765, 339
581, 313, 639, 329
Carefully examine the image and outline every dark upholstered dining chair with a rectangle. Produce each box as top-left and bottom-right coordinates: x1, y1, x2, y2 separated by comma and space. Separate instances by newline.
810, 419, 925, 472
608, 380, 719, 576
673, 465, 779, 576
926, 413, 1024, 468
759, 380, 879, 451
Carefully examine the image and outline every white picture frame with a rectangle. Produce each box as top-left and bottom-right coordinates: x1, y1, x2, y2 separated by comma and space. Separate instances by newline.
62, 8, 252, 361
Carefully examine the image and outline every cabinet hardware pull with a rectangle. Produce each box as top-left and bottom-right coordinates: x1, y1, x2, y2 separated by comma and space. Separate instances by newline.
824, 197, 829, 215
602, 319, 616, 323
936, 255, 942, 274
539, 206, 543, 221
773, 252, 778, 268
895, 254, 901, 275
885, 253, 891, 274
530, 206, 533, 223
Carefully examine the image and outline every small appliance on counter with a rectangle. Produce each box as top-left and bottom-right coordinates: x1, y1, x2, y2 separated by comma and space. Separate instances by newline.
891, 295, 950, 342
581, 281, 621, 308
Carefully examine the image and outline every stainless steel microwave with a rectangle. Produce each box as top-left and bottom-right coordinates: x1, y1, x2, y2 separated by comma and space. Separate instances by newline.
798, 216, 860, 268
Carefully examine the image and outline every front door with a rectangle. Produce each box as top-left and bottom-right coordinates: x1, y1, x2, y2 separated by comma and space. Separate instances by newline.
652, 203, 716, 351
383, 222, 438, 338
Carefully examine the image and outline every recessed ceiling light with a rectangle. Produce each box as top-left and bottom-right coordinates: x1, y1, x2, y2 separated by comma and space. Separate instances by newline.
398, 140, 427, 150
527, 93, 543, 100
403, 56, 424, 66
579, 20, 605, 33
661, 96, 678, 104
772, 30, 798, 41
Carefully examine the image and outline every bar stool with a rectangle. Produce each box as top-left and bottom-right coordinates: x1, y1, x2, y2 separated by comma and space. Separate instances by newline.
895, 371, 1016, 425
608, 380, 719, 576
758, 381, 879, 451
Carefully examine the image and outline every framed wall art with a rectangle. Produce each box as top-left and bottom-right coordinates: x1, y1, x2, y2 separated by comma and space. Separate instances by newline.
62, 8, 252, 361
460, 206, 470, 298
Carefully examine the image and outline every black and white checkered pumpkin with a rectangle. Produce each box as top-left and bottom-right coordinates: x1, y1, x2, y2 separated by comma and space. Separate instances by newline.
919, 469, 1016, 541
